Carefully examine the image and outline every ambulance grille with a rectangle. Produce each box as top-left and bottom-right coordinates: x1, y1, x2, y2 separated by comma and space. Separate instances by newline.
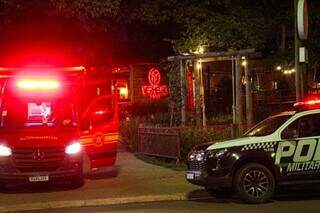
12, 148, 65, 172
188, 161, 206, 171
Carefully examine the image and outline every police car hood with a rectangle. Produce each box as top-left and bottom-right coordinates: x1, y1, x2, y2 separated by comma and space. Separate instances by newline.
207, 136, 270, 151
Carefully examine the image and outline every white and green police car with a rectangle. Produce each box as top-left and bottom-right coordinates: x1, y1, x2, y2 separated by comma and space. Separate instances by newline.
186, 100, 320, 203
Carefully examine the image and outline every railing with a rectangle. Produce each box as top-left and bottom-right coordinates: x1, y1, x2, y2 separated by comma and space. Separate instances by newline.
138, 124, 242, 160
138, 126, 181, 160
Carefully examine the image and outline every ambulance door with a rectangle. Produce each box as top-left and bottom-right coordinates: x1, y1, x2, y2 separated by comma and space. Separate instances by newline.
80, 95, 119, 170
279, 113, 320, 181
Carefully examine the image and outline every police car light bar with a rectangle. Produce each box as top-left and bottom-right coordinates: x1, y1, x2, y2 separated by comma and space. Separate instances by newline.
17, 79, 60, 90
294, 99, 320, 108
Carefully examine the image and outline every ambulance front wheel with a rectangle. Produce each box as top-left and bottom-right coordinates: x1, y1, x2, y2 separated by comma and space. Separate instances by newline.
234, 163, 275, 204
72, 173, 84, 188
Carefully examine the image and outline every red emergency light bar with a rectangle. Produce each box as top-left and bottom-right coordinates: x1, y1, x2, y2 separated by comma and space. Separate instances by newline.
0, 66, 85, 72
294, 97, 320, 109
17, 79, 60, 90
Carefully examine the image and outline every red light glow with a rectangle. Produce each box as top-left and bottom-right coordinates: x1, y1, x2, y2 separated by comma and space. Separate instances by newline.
95, 110, 106, 115
294, 96, 320, 109
141, 68, 168, 99
17, 79, 60, 90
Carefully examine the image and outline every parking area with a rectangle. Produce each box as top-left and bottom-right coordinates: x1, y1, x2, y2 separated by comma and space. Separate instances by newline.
0, 145, 201, 212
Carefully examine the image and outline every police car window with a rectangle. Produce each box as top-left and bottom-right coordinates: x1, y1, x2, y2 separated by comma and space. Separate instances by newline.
244, 115, 291, 137
282, 114, 320, 138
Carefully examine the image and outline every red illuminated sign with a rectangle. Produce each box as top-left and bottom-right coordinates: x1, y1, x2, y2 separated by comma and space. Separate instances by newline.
142, 68, 168, 99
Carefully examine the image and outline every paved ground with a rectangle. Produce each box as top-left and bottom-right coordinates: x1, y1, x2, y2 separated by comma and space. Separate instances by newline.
21, 198, 320, 213
0, 145, 202, 212
2, 145, 320, 212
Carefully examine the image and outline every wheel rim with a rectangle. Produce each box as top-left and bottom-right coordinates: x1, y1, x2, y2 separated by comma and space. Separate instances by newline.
242, 169, 270, 198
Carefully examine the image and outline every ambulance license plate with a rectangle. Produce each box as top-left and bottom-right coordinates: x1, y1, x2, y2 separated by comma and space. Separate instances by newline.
29, 175, 49, 182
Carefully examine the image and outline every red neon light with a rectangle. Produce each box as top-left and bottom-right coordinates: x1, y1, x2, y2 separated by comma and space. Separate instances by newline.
17, 79, 60, 90
141, 68, 168, 99
187, 69, 195, 110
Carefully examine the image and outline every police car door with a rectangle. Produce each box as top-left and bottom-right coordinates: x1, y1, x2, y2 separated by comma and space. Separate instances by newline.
278, 113, 320, 181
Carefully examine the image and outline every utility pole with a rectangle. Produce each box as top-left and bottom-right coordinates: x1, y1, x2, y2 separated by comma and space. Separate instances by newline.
294, 0, 302, 101
295, 0, 309, 101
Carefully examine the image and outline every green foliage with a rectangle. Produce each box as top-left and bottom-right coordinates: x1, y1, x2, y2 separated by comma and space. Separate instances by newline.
179, 126, 232, 162
120, 115, 233, 162
52, 0, 121, 18
120, 113, 171, 151
120, 116, 142, 152
254, 106, 272, 123
125, 101, 168, 117
207, 114, 233, 125
162, 61, 182, 126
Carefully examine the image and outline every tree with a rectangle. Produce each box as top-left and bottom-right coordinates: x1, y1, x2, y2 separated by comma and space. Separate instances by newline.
1, 0, 320, 66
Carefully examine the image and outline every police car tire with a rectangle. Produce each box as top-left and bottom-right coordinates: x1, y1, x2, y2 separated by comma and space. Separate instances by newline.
234, 163, 275, 204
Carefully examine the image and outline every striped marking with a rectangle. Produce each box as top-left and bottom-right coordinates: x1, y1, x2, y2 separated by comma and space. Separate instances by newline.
80, 133, 119, 146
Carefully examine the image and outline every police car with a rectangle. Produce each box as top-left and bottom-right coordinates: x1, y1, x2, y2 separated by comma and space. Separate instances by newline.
186, 99, 320, 203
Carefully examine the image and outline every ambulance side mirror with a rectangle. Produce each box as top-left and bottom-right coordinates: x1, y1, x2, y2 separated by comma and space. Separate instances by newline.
282, 128, 298, 139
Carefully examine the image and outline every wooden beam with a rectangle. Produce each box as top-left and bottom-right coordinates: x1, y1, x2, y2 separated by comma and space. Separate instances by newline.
167, 49, 255, 62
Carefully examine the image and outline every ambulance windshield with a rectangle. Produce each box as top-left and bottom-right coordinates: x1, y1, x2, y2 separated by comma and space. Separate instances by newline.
0, 99, 77, 128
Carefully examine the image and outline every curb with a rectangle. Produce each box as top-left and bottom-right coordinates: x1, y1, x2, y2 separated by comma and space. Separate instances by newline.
0, 193, 189, 212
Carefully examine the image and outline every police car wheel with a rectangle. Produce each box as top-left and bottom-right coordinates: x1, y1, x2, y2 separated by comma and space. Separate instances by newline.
205, 187, 234, 199
234, 163, 275, 204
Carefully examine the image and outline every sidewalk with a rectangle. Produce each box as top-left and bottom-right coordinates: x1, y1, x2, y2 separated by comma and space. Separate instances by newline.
0, 144, 202, 212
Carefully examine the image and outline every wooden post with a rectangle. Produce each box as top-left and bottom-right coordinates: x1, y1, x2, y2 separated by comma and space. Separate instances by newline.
198, 60, 206, 127
194, 61, 201, 126
235, 56, 243, 134
129, 64, 134, 103
244, 61, 253, 128
231, 57, 236, 124
180, 60, 186, 126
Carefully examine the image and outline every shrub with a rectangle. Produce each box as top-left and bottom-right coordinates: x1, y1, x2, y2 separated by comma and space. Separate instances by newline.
120, 113, 171, 151
206, 114, 233, 125
120, 114, 233, 163
120, 117, 142, 152
179, 126, 232, 162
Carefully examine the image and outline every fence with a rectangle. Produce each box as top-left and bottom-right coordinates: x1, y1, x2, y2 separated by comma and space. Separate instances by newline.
138, 126, 181, 160
138, 124, 240, 160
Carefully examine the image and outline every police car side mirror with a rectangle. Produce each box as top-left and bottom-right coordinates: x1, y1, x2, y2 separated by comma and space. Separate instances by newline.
282, 128, 298, 139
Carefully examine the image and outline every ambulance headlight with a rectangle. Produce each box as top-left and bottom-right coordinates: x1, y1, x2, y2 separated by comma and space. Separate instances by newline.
0, 145, 12, 156
65, 142, 81, 155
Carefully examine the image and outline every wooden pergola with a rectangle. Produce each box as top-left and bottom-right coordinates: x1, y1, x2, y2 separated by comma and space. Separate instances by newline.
167, 49, 256, 132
